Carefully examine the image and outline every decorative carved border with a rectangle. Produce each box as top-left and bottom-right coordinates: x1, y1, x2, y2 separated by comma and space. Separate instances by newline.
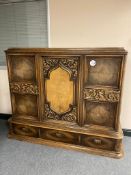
43, 56, 79, 79
44, 104, 77, 122
84, 88, 120, 102
43, 58, 58, 77
10, 82, 38, 95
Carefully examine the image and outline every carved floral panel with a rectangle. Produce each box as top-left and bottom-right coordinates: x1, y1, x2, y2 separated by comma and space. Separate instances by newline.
44, 103, 77, 122
10, 82, 38, 95
43, 56, 78, 79
84, 88, 120, 102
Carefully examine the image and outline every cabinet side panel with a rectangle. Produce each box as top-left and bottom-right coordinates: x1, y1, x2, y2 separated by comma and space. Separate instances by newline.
115, 55, 126, 130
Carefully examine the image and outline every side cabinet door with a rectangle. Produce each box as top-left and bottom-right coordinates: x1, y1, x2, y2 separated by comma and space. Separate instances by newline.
7, 54, 40, 121
41, 55, 81, 126
83, 55, 125, 131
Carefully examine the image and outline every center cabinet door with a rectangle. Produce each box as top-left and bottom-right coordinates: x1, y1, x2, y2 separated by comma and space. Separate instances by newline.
39, 54, 83, 126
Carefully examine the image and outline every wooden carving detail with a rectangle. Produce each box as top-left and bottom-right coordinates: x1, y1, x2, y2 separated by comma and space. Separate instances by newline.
84, 88, 120, 102
61, 107, 77, 122
43, 59, 58, 77
43, 56, 79, 79
45, 104, 59, 120
60, 58, 78, 79
44, 104, 77, 122
10, 82, 38, 95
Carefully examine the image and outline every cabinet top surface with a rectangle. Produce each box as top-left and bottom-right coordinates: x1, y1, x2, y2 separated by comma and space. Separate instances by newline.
5, 47, 127, 55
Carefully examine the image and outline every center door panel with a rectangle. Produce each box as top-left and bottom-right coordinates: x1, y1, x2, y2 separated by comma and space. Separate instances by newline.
41, 55, 82, 126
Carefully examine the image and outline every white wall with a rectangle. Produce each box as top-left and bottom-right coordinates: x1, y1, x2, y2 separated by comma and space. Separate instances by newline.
0, 68, 11, 114
49, 0, 131, 129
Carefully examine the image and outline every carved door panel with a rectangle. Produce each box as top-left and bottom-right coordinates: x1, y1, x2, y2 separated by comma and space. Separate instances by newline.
41, 55, 80, 125
83, 56, 124, 130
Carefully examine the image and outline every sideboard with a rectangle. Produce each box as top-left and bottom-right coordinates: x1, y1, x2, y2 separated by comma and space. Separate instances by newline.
6, 48, 127, 158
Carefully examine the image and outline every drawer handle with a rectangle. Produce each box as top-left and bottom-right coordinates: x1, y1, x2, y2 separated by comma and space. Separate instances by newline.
55, 132, 64, 138
93, 138, 102, 144
22, 127, 30, 133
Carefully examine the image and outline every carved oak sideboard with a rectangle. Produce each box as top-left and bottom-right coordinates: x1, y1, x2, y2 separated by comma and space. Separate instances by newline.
6, 48, 127, 158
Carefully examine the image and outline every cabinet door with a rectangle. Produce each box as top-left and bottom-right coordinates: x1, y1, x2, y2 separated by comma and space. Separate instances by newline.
83, 55, 125, 130
7, 54, 40, 121
41, 55, 81, 126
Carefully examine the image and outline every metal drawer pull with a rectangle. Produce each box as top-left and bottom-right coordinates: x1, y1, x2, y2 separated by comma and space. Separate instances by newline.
93, 138, 102, 144
55, 132, 64, 138
22, 127, 30, 132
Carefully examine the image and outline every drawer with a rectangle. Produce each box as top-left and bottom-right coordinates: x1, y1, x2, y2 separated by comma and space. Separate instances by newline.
81, 135, 116, 151
40, 129, 78, 144
13, 124, 39, 137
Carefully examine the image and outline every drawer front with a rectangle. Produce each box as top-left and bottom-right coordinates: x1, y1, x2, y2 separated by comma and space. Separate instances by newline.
81, 135, 116, 151
40, 129, 78, 144
13, 124, 39, 137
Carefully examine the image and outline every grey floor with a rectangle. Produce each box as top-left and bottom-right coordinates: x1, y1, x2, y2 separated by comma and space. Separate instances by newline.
0, 120, 131, 175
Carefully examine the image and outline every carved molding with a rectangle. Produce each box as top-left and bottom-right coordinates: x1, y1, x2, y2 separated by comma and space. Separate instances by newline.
10, 82, 38, 95
84, 88, 120, 102
61, 107, 77, 122
60, 58, 78, 79
43, 56, 79, 79
43, 58, 58, 77
44, 104, 77, 122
